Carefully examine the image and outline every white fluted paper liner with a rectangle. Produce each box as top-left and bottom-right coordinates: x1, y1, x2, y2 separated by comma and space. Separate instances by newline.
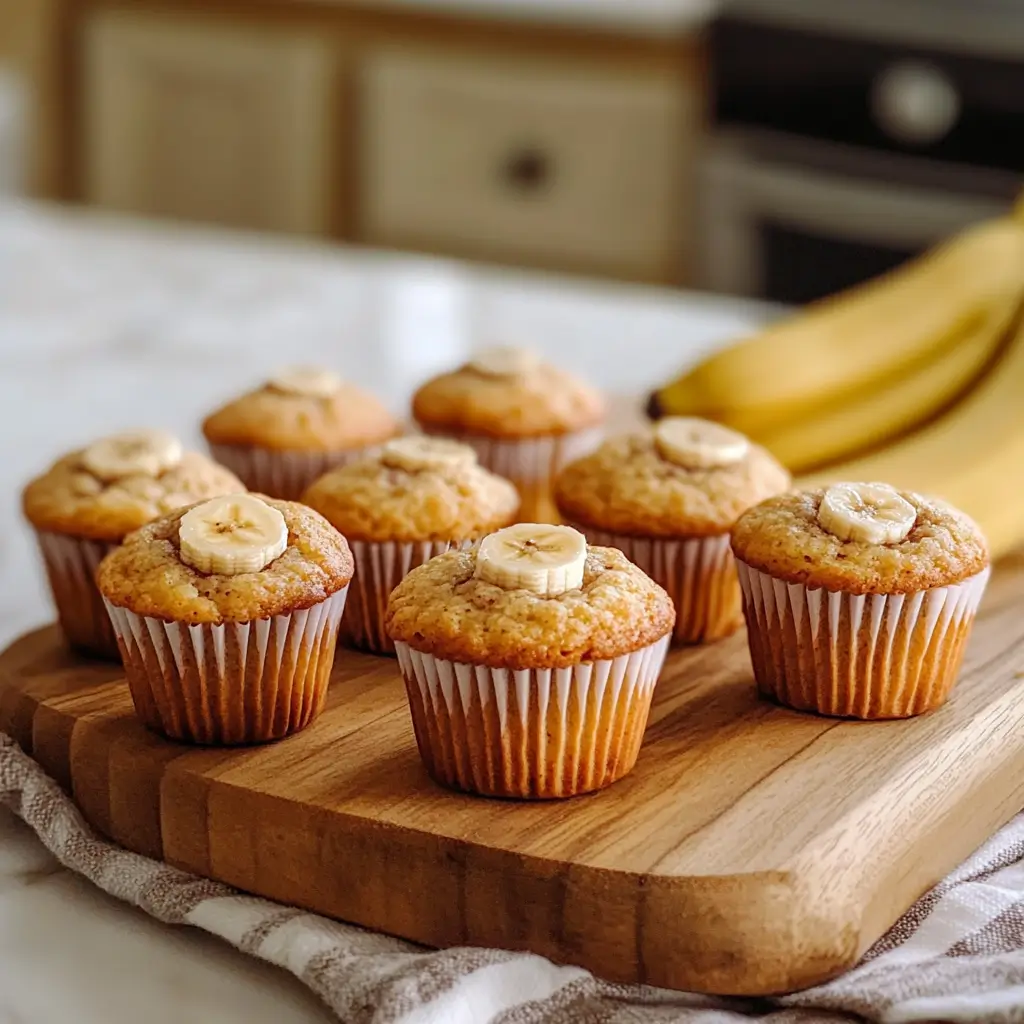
394, 633, 670, 798
208, 443, 369, 501
573, 528, 740, 645
343, 539, 473, 654
419, 426, 603, 523
735, 559, 991, 719
35, 530, 120, 658
103, 587, 348, 745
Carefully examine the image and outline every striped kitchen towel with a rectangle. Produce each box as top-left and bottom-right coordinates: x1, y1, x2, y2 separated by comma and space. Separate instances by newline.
3, 728, 1023, 1024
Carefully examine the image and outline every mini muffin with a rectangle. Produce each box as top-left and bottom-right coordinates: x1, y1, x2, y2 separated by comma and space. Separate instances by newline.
22, 430, 244, 658
96, 494, 353, 744
731, 483, 990, 719
302, 437, 519, 654
386, 523, 675, 798
555, 417, 791, 645
202, 366, 400, 501
412, 346, 605, 523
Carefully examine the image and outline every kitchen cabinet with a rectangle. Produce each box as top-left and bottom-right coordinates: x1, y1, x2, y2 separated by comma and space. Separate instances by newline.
29, 0, 705, 284
359, 51, 689, 281
81, 11, 337, 235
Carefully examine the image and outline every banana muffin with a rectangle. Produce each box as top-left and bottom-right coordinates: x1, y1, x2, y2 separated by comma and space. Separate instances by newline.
555, 417, 790, 644
386, 523, 675, 799
96, 494, 353, 744
22, 429, 244, 658
731, 483, 990, 719
411, 346, 605, 523
202, 366, 400, 500
302, 436, 519, 654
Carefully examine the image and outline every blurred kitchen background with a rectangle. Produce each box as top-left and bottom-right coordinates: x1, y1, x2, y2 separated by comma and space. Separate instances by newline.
1, 0, 1021, 305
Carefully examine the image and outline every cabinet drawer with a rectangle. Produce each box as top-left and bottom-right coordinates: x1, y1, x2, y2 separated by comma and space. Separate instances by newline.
359, 52, 689, 281
82, 12, 336, 235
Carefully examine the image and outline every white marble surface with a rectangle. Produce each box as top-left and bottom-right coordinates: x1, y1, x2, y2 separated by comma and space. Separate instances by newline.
0, 200, 767, 1023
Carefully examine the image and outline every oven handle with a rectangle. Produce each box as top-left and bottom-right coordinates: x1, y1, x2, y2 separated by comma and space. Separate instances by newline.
696, 137, 1013, 294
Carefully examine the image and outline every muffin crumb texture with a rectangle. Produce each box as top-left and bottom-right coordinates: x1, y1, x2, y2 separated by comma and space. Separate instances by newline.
385, 546, 675, 669
202, 382, 399, 451
412, 361, 605, 438
97, 497, 354, 623
303, 453, 519, 542
555, 433, 791, 537
23, 451, 245, 542
731, 489, 989, 594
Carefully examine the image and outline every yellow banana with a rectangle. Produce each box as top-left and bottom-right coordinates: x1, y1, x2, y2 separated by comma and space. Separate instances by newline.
752, 289, 1023, 473
647, 214, 1024, 431
798, 314, 1024, 562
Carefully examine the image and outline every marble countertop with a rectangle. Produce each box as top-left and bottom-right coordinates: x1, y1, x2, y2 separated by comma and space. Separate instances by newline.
0, 200, 768, 1023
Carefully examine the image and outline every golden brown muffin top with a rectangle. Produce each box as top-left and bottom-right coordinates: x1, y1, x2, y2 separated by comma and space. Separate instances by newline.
385, 545, 675, 669
202, 374, 400, 452
97, 497, 353, 624
554, 432, 791, 538
301, 438, 520, 543
23, 448, 245, 543
411, 348, 605, 439
730, 488, 989, 595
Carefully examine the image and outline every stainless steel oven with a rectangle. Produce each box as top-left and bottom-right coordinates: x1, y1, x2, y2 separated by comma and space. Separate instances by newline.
697, 0, 1024, 304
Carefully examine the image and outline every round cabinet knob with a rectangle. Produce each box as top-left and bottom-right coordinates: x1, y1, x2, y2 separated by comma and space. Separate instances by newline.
871, 60, 961, 145
502, 147, 551, 194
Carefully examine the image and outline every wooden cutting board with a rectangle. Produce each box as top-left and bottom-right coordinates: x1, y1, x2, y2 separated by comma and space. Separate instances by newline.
4, 553, 1024, 997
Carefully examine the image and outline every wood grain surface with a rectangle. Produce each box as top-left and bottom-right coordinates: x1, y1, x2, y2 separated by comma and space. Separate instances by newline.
3, 553, 1024, 996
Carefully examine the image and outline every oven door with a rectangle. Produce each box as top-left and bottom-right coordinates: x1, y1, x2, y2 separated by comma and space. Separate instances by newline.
696, 130, 1018, 304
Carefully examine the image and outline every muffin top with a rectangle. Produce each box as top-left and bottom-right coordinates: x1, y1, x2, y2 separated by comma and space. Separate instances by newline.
411, 346, 605, 439
730, 484, 989, 595
555, 418, 791, 538
386, 524, 675, 669
302, 437, 519, 543
97, 494, 353, 624
202, 366, 400, 452
22, 429, 245, 542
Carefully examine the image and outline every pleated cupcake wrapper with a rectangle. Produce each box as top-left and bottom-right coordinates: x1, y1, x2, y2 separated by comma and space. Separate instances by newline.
420, 425, 603, 523
103, 587, 348, 745
343, 538, 473, 654
35, 530, 120, 658
571, 527, 740, 645
394, 634, 670, 799
735, 560, 991, 719
208, 443, 368, 502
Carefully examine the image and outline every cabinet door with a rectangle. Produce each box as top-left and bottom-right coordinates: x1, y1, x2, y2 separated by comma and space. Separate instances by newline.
358, 50, 690, 282
82, 11, 336, 235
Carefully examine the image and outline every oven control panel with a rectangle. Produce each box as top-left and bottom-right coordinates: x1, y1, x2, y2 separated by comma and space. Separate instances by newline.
711, 16, 1024, 174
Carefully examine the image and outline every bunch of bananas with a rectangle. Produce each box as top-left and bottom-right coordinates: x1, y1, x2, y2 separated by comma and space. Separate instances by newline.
647, 202, 1024, 560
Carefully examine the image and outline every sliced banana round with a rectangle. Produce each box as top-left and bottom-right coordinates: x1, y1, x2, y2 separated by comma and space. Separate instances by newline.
380, 436, 476, 473
179, 494, 288, 575
267, 366, 342, 399
818, 482, 917, 545
654, 416, 749, 470
81, 429, 183, 482
475, 523, 587, 597
468, 345, 541, 378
